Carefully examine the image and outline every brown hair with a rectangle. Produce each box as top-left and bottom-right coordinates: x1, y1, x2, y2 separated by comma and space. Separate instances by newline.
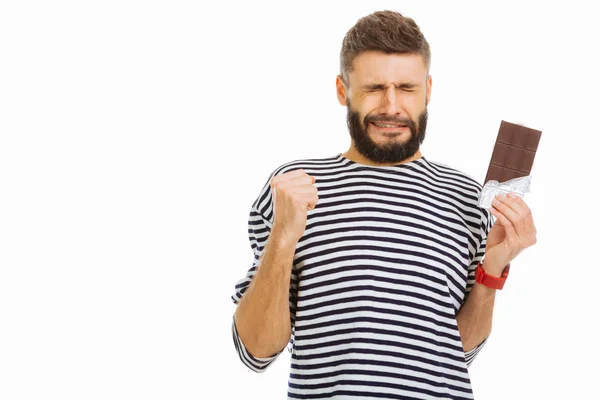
340, 10, 431, 85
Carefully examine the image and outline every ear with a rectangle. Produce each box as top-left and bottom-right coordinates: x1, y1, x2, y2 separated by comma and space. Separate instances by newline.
426, 74, 432, 105
336, 75, 348, 106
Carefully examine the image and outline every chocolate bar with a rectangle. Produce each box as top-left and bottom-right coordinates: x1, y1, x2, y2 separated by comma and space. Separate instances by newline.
484, 120, 542, 185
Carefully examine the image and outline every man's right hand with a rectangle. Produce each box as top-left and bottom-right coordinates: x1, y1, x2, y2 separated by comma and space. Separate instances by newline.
270, 169, 319, 244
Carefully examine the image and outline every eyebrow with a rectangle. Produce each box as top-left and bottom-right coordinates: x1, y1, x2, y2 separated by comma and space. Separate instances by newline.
362, 82, 419, 90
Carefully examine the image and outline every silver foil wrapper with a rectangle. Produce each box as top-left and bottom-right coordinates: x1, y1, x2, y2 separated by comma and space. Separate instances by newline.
478, 176, 531, 209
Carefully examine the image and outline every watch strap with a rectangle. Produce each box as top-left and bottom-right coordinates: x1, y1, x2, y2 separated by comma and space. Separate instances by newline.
475, 262, 510, 290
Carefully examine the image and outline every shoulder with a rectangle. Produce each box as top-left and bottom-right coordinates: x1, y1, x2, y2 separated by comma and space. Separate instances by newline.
424, 158, 492, 235
423, 158, 484, 197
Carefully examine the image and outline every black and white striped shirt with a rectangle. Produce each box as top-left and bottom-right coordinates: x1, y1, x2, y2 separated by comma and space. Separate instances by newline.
232, 153, 493, 399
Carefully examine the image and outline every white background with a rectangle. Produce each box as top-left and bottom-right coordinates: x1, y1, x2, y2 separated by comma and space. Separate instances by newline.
1, 1, 598, 399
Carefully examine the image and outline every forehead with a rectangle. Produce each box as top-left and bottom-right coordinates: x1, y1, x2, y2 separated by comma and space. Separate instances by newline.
349, 51, 427, 85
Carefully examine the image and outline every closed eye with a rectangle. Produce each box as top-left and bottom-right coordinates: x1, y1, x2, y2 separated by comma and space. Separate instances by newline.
364, 85, 385, 92
362, 83, 418, 93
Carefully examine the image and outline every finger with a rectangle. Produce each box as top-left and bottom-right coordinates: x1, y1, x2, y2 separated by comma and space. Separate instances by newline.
288, 174, 316, 185
506, 194, 537, 242
273, 169, 306, 184
271, 171, 307, 192
490, 205, 519, 243
301, 200, 317, 211
293, 185, 319, 195
284, 174, 316, 187
500, 193, 532, 219
298, 193, 319, 209
506, 194, 535, 218
492, 195, 526, 236
499, 194, 536, 238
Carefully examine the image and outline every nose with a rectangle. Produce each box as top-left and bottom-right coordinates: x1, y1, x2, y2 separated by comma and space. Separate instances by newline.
380, 85, 401, 115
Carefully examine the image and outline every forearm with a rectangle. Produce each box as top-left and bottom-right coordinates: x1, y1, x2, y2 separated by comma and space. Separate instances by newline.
234, 229, 296, 358
456, 267, 497, 352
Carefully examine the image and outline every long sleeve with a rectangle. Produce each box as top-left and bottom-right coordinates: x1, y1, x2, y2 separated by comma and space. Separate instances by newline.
231, 314, 280, 372
230, 171, 298, 372
462, 205, 494, 368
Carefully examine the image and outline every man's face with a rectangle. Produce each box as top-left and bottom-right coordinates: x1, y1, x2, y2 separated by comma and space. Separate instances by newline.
338, 51, 432, 164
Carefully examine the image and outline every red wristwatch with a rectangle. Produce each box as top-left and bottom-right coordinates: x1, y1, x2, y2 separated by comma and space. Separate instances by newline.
475, 262, 510, 290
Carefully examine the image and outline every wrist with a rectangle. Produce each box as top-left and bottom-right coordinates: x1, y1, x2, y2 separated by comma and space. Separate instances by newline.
475, 261, 510, 290
270, 226, 299, 250
481, 260, 507, 277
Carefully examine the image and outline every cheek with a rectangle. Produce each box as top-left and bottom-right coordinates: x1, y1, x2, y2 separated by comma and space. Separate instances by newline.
407, 94, 427, 111
355, 100, 379, 121
359, 95, 381, 111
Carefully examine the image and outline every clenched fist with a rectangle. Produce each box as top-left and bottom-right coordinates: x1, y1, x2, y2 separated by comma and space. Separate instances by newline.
270, 169, 319, 244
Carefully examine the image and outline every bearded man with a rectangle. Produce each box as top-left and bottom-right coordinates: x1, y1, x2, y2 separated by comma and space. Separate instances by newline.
231, 9, 537, 400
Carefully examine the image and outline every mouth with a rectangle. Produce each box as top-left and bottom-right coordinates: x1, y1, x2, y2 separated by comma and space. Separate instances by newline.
369, 121, 409, 132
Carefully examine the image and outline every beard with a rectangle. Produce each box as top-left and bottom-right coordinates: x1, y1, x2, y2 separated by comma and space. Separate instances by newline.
346, 100, 428, 164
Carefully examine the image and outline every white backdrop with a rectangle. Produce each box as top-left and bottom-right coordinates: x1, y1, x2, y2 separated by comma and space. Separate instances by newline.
1, 1, 598, 399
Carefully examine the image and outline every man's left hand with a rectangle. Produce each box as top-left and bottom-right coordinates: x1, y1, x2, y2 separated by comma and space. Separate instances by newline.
484, 193, 537, 276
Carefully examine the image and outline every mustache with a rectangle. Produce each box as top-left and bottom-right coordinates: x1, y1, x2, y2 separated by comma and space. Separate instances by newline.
364, 114, 416, 128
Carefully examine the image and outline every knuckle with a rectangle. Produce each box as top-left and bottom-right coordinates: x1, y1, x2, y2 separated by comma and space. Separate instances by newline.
294, 198, 306, 207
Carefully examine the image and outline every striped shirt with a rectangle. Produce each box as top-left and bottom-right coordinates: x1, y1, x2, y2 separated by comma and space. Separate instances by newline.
231, 153, 493, 399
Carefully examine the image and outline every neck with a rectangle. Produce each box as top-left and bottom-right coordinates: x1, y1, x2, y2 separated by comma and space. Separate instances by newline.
342, 147, 423, 167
